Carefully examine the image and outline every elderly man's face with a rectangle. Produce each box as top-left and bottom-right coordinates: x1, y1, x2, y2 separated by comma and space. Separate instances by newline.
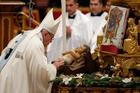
41, 29, 54, 47
66, 0, 78, 16
90, 0, 103, 15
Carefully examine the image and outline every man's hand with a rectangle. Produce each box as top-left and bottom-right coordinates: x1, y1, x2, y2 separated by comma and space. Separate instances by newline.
66, 26, 72, 38
52, 58, 64, 69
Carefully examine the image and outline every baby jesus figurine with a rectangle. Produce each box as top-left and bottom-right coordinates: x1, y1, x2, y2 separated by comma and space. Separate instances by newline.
59, 45, 92, 74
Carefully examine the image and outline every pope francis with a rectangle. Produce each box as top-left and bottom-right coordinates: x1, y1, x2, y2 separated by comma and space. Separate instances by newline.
0, 9, 64, 93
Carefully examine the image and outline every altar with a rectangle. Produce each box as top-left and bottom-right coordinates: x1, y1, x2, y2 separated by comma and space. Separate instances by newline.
51, 1, 140, 92
51, 72, 140, 93
52, 86, 140, 93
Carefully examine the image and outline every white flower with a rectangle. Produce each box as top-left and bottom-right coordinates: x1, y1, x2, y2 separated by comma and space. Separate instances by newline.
75, 73, 83, 78
122, 78, 132, 83
62, 76, 72, 85
100, 74, 109, 79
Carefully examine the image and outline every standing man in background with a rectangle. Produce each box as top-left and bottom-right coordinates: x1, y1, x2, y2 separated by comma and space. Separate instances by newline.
47, 0, 94, 64
84, 0, 109, 73
86, 0, 108, 55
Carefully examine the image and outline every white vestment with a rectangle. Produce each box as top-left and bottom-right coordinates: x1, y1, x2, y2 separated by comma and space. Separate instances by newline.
0, 9, 58, 93
47, 10, 93, 63
86, 12, 108, 51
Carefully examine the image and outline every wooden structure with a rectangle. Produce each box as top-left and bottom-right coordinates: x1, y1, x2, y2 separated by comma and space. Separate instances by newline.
0, 1, 25, 52
52, 86, 140, 93
0, 0, 40, 53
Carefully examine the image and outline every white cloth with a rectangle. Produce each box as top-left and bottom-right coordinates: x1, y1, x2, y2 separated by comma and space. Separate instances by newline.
86, 12, 108, 51
47, 10, 93, 63
0, 9, 58, 93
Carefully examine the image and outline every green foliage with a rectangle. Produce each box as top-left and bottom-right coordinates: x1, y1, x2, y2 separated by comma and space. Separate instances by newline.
52, 74, 140, 88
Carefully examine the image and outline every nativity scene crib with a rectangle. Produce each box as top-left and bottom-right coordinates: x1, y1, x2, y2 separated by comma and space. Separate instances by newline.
52, 14, 140, 93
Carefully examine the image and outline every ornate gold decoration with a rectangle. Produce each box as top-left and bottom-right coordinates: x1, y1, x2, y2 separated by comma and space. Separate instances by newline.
123, 18, 139, 55
58, 87, 71, 93
56, 86, 140, 93
114, 54, 140, 77
91, 35, 103, 60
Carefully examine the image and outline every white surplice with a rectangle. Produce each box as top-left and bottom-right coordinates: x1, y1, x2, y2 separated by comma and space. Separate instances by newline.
86, 12, 108, 51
